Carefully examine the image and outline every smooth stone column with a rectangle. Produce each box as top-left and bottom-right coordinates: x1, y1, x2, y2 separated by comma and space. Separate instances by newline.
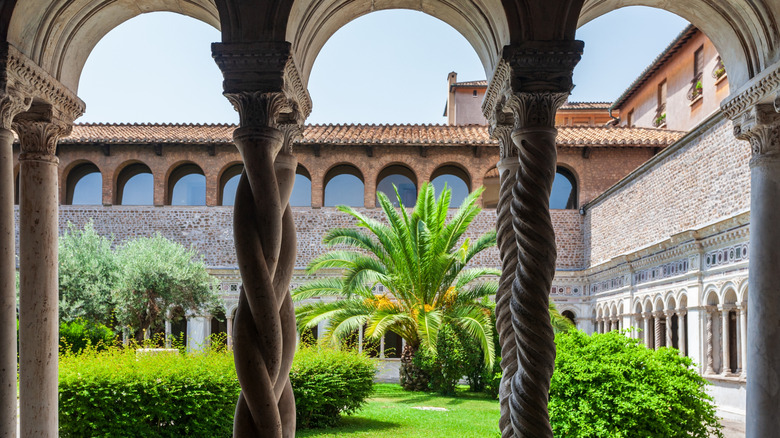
719, 305, 731, 375
738, 303, 747, 378
0, 90, 31, 438
165, 319, 172, 348
15, 118, 71, 437
731, 104, 780, 437
678, 311, 687, 356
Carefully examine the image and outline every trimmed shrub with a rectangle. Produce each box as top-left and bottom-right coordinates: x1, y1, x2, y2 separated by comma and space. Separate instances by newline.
59, 319, 116, 354
59, 347, 239, 437
290, 346, 376, 429
550, 330, 724, 438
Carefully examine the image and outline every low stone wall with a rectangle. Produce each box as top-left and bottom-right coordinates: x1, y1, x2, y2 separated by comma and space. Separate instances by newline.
584, 114, 750, 267
14, 205, 585, 270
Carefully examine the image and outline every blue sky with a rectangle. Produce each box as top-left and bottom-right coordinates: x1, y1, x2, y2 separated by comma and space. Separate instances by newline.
77, 8, 688, 125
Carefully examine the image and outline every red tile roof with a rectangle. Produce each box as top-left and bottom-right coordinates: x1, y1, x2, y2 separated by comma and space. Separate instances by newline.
61, 123, 684, 148
560, 102, 612, 110
452, 80, 488, 87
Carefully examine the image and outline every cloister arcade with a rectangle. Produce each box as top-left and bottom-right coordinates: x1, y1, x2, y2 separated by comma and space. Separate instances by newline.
1, 0, 779, 437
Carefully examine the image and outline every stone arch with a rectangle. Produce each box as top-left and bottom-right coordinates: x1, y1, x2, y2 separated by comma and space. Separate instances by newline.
703, 285, 720, 306
560, 309, 576, 326
664, 291, 677, 310
114, 161, 153, 206
324, 163, 364, 207
676, 290, 688, 309
63, 160, 101, 205
653, 295, 665, 312
642, 296, 654, 313
376, 163, 418, 207
286, 1, 511, 86
738, 279, 748, 304
609, 303, 617, 317
578, 2, 780, 90
166, 162, 206, 206
430, 163, 472, 206
551, 164, 578, 209
722, 285, 739, 306
6, 2, 221, 92
218, 162, 243, 206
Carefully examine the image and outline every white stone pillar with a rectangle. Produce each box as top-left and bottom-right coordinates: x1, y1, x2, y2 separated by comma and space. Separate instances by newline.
643, 312, 652, 348
704, 308, 715, 375
186, 314, 211, 352
738, 303, 747, 378
165, 319, 172, 348
653, 312, 662, 349
720, 305, 731, 375
0, 86, 31, 437
358, 325, 363, 354
678, 311, 687, 356
15, 116, 72, 437
729, 102, 780, 437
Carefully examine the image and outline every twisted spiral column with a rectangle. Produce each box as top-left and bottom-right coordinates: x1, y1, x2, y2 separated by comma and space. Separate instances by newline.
228, 99, 301, 437
507, 92, 565, 438
705, 308, 715, 374
494, 126, 520, 438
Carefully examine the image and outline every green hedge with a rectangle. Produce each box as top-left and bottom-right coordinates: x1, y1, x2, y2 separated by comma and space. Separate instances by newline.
60, 345, 376, 435
59, 348, 239, 437
290, 346, 376, 429
550, 330, 723, 438
59, 319, 116, 354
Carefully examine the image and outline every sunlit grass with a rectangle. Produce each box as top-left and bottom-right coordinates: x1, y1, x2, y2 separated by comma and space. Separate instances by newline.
297, 383, 500, 438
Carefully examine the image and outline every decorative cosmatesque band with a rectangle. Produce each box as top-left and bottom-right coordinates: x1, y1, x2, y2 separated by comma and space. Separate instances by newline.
212, 41, 312, 122
721, 61, 780, 120
0, 43, 85, 123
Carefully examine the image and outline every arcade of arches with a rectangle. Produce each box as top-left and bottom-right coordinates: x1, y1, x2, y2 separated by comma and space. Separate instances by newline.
2, 1, 780, 437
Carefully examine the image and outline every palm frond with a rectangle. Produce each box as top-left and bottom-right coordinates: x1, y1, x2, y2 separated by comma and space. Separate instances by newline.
291, 278, 346, 302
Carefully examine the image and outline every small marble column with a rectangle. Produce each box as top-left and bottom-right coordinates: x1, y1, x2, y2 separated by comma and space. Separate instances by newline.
653, 312, 662, 349
665, 310, 674, 348
738, 303, 747, 378
643, 312, 653, 348
15, 116, 72, 437
0, 88, 31, 438
226, 315, 233, 350
678, 310, 687, 356
704, 308, 715, 375
165, 319, 172, 348
720, 305, 731, 375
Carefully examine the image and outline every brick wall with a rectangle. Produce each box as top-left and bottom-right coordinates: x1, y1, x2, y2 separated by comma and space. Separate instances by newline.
14, 206, 584, 270
585, 115, 750, 266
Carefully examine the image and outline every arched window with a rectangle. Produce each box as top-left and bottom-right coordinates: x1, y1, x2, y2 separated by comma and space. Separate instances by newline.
376, 165, 417, 207
431, 165, 471, 207
324, 165, 364, 207
168, 163, 206, 206
291, 166, 312, 207
116, 163, 153, 205
562, 310, 576, 326
219, 164, 243, 206
550, 167, 578, 209
65, 162, 102, 205
482, 167, 499, 209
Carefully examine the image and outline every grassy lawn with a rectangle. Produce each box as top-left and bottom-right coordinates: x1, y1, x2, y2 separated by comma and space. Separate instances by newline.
296, 383, 500, 438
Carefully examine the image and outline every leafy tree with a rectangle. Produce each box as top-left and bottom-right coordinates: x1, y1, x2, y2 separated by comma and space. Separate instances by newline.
293, 183, 500, 389
550, 330, 724, 438
114, 234, 220, 338
58, 222, 120, 327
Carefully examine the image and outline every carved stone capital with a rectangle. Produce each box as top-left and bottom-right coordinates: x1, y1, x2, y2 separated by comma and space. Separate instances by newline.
213, 41, 311, 127
0, 86, 32, 129
0, 43, 84, 124
13, 117, 71, 156
731, 104, 780, 160
278, 123, 303, 155
505, 91, 569, 129
490, 122, 516, 160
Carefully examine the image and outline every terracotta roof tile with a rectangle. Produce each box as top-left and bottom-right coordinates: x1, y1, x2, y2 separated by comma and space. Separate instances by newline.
560, 102, 612, 110
452, 80, 488, 87
60, 123, 684, 148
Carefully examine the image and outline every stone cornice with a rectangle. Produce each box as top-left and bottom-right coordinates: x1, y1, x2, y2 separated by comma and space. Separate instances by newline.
0, 43, 84, 124
212, 41, 312, 125
721, 59, 780, 121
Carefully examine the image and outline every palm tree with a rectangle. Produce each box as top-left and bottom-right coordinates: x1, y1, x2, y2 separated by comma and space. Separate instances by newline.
292, 183, 500, 388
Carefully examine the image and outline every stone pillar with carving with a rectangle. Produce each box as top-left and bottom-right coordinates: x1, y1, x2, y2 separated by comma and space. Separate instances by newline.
643, 312, 653, 348
490, 121, 518, 438
213, 41, 310, 438
653, 312, 662, 349
704, 307, 715, 374
725, 96, 780, 436
0, 81, 31, 438
664, 310, 674, 348
482, 40, 583, 438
